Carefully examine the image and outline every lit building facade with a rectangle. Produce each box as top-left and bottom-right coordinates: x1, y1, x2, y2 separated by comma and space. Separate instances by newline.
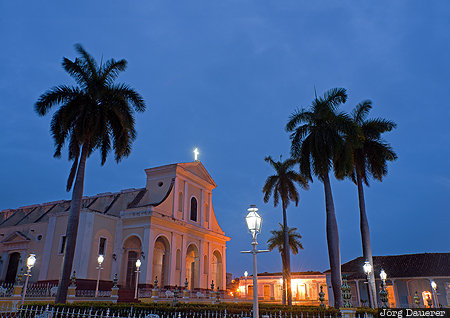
237, 271, 328, 305
325, 253, 450, 308
0, 161, 230, 291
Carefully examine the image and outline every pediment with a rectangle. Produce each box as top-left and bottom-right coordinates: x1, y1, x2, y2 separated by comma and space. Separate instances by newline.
2, 231, 31, 244
179, 162, 216, 188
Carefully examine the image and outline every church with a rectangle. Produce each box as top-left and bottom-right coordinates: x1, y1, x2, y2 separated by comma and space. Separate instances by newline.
0, 161, 230, 291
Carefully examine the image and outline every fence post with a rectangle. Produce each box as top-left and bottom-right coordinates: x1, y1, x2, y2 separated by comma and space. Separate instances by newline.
340, 309, 357, 318
11, 275, 23, 309
67, 270, 77, 303
112, 273, 119, 303
152, 276, 159, 298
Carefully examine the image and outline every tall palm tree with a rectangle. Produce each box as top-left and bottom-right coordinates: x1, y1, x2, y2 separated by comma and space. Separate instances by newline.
35, 44, 146, 303
335, 100, 397, 307
263, 156, 308, 306
286, 87, 352, 308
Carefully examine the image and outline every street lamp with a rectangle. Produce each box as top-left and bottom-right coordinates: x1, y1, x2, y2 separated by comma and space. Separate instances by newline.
363, 261, 374, 308
135, 259, 141, 299
431, 281, 439, 308
241, 205, 269, 318
244, 271, 248, 301
21, 254, 36, 305
379, 269, 389, 308
95, 255, 104, 298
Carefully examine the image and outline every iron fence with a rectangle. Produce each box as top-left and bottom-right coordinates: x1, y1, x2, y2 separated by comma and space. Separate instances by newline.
0, 304, 365, 318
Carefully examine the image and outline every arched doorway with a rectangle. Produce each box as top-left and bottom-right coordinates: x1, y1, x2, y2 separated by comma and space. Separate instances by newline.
122, 236, 142, 288
211, 250, 223, 289
186, 244, 199, 289
152, 236, 170, 287
5, 252, 20, 283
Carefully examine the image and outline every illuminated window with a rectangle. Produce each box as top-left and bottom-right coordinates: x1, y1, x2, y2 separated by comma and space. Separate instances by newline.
422, 291, 433, 307
190, 197, 198, 221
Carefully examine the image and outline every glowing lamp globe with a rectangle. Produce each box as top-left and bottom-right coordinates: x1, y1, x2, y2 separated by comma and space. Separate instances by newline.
98, 255, 104, 265
363, 261, 372, 275
136, 259, 142, 269
245, 205, 262, 237
380, 269, 387, 281
431, 281, 437, 290
27, 254, 36, 269
244, 271, 248, 278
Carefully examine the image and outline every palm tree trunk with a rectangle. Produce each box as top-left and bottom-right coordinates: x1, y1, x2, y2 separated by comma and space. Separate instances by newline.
322, 173, 342, 308
356, 170, 377, 308
282, 205, 292, 306
281, 252, 286, 305
55, 142, 89, 304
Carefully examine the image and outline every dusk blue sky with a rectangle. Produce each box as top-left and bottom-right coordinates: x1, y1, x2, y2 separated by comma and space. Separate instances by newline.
1, 1, 449, 277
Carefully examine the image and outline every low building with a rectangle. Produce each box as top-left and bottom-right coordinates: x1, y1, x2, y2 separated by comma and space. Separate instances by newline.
325, 253, 450, 308
237, 271, 328, 305
0, 161, 230, 291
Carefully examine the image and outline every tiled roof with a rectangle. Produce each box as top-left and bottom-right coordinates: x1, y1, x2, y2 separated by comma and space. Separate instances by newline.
0, 189, 143, 227
326, 253, 450, 279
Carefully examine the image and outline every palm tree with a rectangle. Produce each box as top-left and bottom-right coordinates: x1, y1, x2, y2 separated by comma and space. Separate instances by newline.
286, 87, 352, 308
263, 156, 308, 306
267, 223, 304, 254
335, 100, 397, 307
267, 223, 304, 306
35, 44, 146, 303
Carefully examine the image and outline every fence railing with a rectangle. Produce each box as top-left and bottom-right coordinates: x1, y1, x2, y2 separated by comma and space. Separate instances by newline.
0, 282, 14, 297
25, 282, 59, 297
0, 304, 354, 318
138, 289, 211, 299
76, 289, 113, 297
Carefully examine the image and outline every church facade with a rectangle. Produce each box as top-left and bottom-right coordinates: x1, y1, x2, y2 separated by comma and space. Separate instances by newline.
0, 161, 230, 290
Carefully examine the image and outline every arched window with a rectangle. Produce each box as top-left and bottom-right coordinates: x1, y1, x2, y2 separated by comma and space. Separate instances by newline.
190, 197, 197, 221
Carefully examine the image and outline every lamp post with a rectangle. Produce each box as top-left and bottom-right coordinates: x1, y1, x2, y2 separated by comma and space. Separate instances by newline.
21, 254, 36, 305
244, 271, 248, 301
363, 261, 374, 308
431, 281, 439, 308
95, 255, 104, 298
379, 269, 389, 308
135, 259, 141, 299
240, 205, 269, 318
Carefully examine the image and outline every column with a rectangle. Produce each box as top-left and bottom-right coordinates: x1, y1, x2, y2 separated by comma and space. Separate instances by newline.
199, 240, 204, 289
180, 235, 187, 285
140, 227, 151, 284
355, 280, 361, 307
74, 212, 94, 279
221, 246, 226, 290
144, 229, 155, 284
172, 178, 179, 218
200, 189, 205, 226
38, 216, 56, 281
391, 279, 400, 308
169, 233, 177, 286
206, 242, 210, 288
183, 182, 189, 221
208, 193, 212, 230
111, 220, 123, 280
